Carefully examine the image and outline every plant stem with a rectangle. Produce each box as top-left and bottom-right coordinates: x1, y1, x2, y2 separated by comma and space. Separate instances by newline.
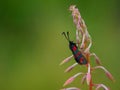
86, 53, 93, 90
89, 74, 93, 90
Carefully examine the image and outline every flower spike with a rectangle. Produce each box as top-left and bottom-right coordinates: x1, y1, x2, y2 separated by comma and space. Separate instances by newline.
94, 84, 110, 90
60, 5, 114, 90
90, 53, 101, 65
93, 66, 115, 82
81, 74, 86, 84
63, 73, 84, 86
63, 76, 74, 87
64, 63, 78, 73
86, 64, 91, 85
61, 87, 80, 90
60, 55, 73, 65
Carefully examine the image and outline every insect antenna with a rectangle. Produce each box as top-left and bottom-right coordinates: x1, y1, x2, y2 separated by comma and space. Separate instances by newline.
62, 32, 69, 41
67, 32, 70, 41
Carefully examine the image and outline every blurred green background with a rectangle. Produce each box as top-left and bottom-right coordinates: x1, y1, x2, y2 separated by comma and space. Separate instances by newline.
0, 0, 120, 90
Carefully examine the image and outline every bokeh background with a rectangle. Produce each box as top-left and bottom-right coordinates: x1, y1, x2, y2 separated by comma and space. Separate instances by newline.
0, 0, 120, 90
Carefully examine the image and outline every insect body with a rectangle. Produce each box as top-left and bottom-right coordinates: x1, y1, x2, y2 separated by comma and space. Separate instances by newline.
62, 32, 88, 65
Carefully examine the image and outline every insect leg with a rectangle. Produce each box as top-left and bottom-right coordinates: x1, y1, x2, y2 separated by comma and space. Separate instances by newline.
90, 53, 101, 65
60, 55, 73, 65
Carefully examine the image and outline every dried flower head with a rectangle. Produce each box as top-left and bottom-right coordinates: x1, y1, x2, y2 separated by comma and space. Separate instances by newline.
60, 5, 114, 90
